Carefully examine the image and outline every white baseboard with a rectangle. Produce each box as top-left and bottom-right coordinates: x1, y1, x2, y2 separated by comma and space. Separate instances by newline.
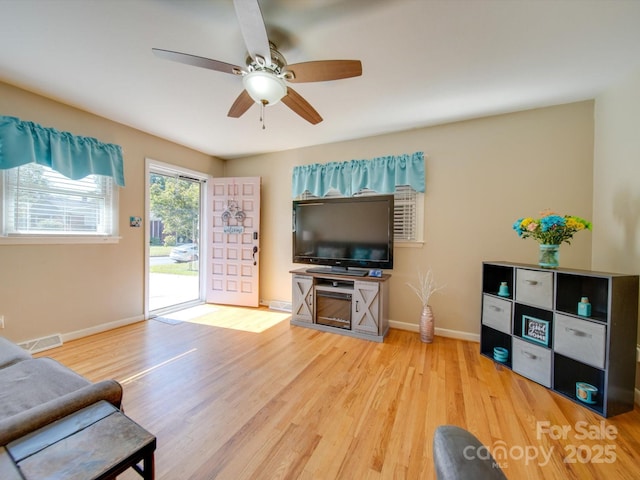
389, 319, 480, 342
61, 314, 145, 343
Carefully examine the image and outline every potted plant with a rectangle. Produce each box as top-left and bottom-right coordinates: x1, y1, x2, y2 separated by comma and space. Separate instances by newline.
407, 269, 444, 343
512, 210, 592, 268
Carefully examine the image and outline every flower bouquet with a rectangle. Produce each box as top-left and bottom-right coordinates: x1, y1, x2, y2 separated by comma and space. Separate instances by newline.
512, 210, 592, 267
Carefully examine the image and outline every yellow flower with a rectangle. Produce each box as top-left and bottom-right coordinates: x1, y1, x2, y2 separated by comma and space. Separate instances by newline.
520, 217, 534, 228
565, 218, 583, 230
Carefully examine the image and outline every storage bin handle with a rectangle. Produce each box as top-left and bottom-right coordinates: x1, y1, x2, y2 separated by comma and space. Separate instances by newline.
525, 280, 538, 285
490, 305, 502, 312
523, 351, 537, 360
565, 327, 591, 338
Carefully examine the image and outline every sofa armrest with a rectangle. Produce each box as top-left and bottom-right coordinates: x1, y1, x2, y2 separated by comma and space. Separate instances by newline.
0, 337, 31, 368
0, 379, 122, 446
433, 425, 508, 480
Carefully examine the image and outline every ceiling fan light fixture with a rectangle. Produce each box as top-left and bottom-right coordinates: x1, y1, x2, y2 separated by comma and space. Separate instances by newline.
243, 70, 287, 106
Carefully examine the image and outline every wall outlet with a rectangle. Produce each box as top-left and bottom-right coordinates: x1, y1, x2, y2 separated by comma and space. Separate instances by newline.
0, 315, 4, 329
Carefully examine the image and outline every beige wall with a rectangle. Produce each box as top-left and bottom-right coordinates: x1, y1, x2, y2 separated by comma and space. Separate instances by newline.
0, 81, 224, 343
592, 69, 640, 390
0, 79, 599, 344
593, 69, 640, 278
226, 101, 595, 337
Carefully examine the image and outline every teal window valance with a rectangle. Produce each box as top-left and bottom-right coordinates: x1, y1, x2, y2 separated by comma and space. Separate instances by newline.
0, 116, 125, 187
292, 151, 424, 198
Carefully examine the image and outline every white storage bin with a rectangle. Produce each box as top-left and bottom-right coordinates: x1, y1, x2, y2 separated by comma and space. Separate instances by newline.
512, 337, 552, 387
554, 313, 606, 369
481, 295, 512, 334
516, 269, 553, 309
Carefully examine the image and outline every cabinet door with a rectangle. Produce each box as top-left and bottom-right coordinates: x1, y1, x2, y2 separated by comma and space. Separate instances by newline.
352, 281, 380, 334
292, 276, 314, 323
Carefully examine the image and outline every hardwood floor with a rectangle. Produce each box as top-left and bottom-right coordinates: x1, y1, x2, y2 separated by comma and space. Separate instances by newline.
38, 305, 640, 479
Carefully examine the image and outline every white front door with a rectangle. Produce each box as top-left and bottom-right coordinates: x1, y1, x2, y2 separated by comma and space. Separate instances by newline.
206, 177, 261, 307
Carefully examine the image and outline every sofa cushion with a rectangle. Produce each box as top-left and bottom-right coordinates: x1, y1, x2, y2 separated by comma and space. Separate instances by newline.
0, 358, 90, 420
0, 337, 31, 369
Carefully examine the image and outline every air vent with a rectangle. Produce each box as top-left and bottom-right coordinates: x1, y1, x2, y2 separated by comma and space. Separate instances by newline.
18, 334, 63, 353
269, 301, 292, 313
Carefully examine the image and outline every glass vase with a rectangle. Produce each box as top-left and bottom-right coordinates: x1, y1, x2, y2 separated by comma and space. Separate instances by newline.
419, 305, 434, 343
538, 244, 560, 268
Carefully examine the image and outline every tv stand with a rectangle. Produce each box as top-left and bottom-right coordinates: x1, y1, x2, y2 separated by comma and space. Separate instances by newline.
305, 266, 369, 277
290, 268, 390, 342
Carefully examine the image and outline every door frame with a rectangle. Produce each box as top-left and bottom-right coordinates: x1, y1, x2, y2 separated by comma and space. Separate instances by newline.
144, 158, 209, 318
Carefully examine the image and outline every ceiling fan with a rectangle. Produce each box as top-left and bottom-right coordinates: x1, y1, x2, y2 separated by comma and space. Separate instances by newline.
152, 0, 362, 127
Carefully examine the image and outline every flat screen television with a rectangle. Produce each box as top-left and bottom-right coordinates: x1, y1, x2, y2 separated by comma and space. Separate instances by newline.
292, 195, 394, 275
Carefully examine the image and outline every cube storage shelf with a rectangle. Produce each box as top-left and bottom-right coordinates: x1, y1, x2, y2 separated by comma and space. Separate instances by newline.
480, 261, 639, 417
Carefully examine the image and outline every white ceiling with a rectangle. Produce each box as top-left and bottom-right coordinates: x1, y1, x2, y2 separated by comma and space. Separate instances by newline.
2, 0, 640, 160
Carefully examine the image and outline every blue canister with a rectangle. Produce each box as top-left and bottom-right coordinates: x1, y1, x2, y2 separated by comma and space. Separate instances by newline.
576, 382, 598, 404
578, 297, 591, 317
498, 282, 510, 297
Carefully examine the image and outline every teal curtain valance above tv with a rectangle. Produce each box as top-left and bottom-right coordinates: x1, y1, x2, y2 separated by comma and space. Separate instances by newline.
292, 151, 424, 198
0, 116, 125, 186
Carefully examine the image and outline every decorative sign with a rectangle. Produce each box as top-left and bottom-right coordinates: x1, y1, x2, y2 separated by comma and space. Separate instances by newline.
522, 315, 550, 346
221, 200, 246, 225
224, 225, 245, 234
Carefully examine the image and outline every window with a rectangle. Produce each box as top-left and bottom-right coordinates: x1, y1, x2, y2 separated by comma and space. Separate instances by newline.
1, 163, 118, 241
297, 185, 423, 244
390, 185, 421, 242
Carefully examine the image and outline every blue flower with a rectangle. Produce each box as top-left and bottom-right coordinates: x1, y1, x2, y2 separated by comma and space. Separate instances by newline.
540, 215, 565, 232
512, 218, 524, 236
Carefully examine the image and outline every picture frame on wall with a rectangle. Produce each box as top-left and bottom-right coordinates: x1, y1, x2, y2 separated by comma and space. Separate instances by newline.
522, 315, 550, 346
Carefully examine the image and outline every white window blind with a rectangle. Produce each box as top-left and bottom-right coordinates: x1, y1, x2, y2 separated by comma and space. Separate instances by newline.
298, 185, 422, 243
2, 163, 117, 236
391, 185, 418, 241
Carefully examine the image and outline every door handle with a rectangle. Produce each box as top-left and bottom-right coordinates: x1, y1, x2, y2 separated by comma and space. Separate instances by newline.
252, 246, 258, 265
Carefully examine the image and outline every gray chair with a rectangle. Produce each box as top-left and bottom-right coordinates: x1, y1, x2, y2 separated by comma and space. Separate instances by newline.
433, 425, 507, 480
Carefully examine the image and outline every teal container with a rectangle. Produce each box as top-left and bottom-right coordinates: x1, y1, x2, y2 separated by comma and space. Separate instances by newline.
498, 282, 510, 297
578, 297, 591, 317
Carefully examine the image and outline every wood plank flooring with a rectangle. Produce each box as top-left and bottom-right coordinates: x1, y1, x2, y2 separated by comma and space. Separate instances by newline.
37, 305, 640, 479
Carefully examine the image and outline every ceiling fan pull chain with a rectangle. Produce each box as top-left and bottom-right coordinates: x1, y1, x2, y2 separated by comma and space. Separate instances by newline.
260, 100, 266, 130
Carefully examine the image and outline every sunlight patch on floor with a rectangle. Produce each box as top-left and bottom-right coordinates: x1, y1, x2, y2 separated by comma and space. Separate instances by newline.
182, 305, 291, 333
159, 303, 219, 321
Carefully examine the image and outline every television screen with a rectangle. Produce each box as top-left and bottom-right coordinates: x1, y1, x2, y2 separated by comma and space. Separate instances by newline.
292, 195, 394, 274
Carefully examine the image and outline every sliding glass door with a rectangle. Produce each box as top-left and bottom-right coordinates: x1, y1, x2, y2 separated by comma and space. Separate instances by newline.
146, 160, 206, 314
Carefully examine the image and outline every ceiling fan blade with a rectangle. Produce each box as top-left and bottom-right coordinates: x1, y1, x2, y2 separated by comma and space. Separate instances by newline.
233, 0, 271, 66
281, 87, 323, 125
227, 90, 255, 118
152, 48, 242, 75
286, 60, 362, 83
